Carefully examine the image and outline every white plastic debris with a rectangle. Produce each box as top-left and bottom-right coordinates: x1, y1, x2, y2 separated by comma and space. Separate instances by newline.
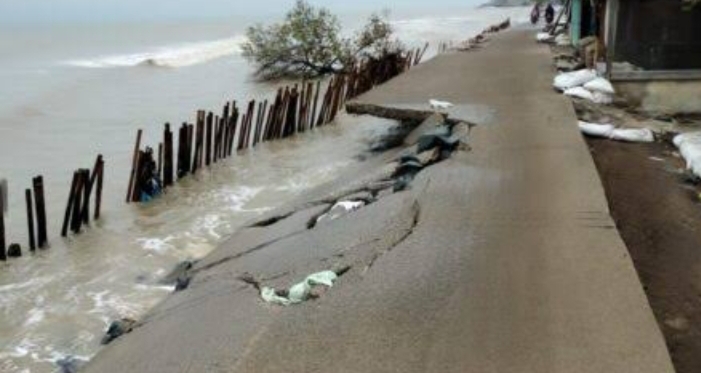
536, 32, 553, 43
316, 200, 364, 224
553, 69, 597, 91
429, 99, 454, 111
564, 86, 595, 101
261, 270, 338, 306
673, 132, 701, 178
578, 121, 654, 143
555, 33, 571, 46
583, 77, 615, 94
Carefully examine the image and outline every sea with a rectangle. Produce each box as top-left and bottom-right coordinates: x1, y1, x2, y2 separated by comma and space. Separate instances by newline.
0, 1, 528, 372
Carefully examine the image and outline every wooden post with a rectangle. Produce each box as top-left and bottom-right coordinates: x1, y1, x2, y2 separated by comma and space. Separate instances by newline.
228, 104, 238, 156
32, 176, 47, 248
95, 158, 104, 220
214, 116, 221, 162
222, 104, 230, 159
205, 112, 213, 166
0, 186, 5, 261
199, 111, 206, 167
82, 155, 101, 225
126, 129, 142, 203
311, 80, 321, 129
164, 123, 173, 187
186, 124, 194, 174
71, 171, 85, 234
221, 114, 229, 157
25, 189, 36, 251
278, 88, 290, 138
61, 171, 79, 237
177, 123, 186, 179
244, 100, 255, 148
81, 168, 91, 224
317, 78, 334, 127
158, 143, 163, 181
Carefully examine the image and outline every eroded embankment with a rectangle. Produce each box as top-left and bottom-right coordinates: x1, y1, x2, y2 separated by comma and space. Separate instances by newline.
79, 108, 472, 373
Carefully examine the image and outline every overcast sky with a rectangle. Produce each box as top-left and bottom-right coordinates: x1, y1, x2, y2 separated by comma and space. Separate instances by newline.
0, 0, 484, 25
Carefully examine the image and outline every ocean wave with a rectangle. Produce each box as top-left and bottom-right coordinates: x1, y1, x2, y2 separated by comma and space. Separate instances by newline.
64, 36, 245, 69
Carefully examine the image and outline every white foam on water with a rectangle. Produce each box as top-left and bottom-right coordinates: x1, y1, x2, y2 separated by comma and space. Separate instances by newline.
63, 36, 246, 69
136, 236, 176, 254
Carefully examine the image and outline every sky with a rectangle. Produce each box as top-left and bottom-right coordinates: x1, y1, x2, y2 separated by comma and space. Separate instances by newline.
0, 0, 484, 25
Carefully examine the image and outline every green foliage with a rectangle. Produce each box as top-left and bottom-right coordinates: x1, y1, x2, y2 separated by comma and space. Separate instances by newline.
242, 0, 399, 81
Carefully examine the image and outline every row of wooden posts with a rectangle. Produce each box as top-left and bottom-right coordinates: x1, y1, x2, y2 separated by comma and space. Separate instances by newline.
0, 155, 105, 261
0, 176, 48, 260
126, 47, 427, 202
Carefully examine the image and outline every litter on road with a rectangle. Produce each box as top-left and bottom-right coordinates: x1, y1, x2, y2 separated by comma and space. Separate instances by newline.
261, 271, 339, 306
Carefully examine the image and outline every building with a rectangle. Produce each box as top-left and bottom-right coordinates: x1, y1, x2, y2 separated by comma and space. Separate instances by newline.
569, 0, 701, 113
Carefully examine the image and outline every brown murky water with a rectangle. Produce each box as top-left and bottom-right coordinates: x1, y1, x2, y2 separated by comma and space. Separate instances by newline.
0, 111, 398, 373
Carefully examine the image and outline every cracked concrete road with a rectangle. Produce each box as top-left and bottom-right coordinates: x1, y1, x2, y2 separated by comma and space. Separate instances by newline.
81, 30, 674, 373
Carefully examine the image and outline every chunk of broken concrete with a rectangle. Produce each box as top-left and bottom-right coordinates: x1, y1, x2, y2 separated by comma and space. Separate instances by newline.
404, 113, 445, 146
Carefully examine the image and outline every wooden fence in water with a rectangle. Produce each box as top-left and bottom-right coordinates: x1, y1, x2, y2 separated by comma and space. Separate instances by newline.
0, 46, 427, 262
126, 47, 428, 202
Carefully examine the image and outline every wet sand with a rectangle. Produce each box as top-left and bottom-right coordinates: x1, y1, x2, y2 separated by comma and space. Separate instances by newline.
79, 29, 674, 373
587, 138, 701, 373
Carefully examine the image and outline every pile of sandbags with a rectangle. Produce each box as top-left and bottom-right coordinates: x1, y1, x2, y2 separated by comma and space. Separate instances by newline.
554, 69, 615, 104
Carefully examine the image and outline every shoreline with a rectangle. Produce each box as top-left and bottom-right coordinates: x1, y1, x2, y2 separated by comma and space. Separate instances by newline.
77, 29, 675, 373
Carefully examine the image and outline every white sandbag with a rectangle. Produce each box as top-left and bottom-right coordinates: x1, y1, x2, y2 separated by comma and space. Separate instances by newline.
564, 87, 595, 101
579, 121, 654, 143
578, 121, 614, 137
591, 91, 613, 105
553, 69, 597, 91
583, 77, 615, 94
536, 32, 553, 43
673, 132, 701, 177
609, 128, 654, 143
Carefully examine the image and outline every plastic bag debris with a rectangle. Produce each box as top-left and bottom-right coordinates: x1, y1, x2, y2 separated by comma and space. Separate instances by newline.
429, 99, 453, 111
583, 77, 615, 94
674, 132, 701, 178
553, 69, 597, 91
316, 200, 365, 224
536, 32, 553, 43
578, 121, 654, 143
564, 87, 595, 101
261, 271, 338, 306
